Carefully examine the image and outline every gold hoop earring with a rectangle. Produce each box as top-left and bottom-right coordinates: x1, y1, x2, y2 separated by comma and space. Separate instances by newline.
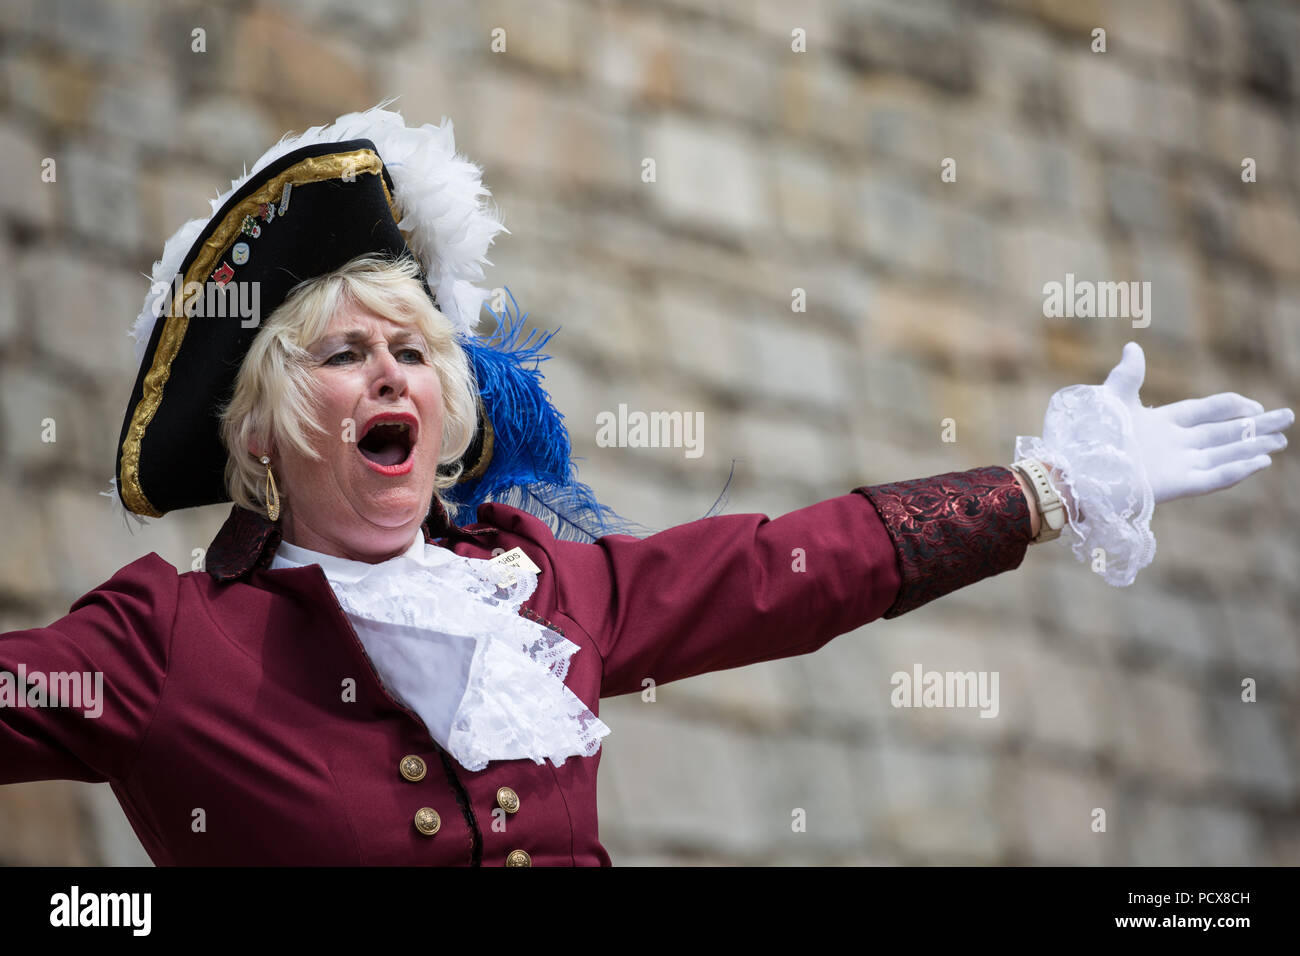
260, 455, 281, 521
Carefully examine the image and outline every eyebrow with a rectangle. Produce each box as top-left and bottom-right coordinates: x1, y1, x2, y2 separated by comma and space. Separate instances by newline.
319, 328, 426, 349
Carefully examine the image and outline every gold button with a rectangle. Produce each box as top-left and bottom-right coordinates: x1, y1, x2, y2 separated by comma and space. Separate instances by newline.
505, 849, 531, 867
496, 786, 520, 814
413, 807, 441, 836
399, 755, 427, 782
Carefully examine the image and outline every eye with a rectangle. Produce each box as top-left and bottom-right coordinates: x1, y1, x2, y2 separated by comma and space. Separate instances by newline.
325, 349, 358, 365
398, 347, 426, 363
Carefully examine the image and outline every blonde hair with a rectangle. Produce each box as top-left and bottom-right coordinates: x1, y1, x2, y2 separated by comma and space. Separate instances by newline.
218, 254, 478, 522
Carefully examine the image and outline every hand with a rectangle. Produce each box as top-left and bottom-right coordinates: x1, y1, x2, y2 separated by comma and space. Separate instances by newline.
1101, 341, 1294, 505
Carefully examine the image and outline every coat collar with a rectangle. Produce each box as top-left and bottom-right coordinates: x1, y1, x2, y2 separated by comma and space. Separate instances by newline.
205, 497, 459, 583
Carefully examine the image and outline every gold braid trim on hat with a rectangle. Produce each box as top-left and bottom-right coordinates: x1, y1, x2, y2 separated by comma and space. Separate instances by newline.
118, 149, 393, 517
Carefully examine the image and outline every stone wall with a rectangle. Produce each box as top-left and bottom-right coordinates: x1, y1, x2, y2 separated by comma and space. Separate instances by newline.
0, 0, 1296, 865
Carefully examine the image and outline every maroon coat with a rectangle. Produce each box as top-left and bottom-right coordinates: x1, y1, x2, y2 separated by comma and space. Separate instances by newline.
0, 466, 1031, 865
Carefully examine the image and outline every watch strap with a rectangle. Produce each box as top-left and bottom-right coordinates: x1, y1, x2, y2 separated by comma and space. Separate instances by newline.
1011, 458, 1065, 544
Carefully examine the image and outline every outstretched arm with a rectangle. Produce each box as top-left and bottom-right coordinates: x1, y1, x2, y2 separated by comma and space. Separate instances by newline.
0, 553, 176, 785
519, 464, 1035, 698
529, 344, 1291, 697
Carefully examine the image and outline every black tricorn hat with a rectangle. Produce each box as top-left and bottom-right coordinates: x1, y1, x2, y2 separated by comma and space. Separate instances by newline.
115, 107, 511, 522
117, 138, 447, 516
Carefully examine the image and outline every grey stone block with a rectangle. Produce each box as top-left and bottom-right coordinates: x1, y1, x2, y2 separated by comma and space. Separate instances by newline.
0, 120, 57, 229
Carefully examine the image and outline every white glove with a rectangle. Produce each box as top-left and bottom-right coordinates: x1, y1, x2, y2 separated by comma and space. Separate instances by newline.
1104, 341, 1291, 504
1015, 342, 1294, 587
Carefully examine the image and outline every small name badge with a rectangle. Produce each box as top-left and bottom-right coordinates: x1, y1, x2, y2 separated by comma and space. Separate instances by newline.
489, 547, 542, 576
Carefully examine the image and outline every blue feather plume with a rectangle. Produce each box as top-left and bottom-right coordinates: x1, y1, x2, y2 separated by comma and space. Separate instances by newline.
443, 287, 654, 542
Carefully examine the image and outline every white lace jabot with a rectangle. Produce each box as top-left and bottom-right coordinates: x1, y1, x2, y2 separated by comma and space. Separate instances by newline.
270, 530, 609, 772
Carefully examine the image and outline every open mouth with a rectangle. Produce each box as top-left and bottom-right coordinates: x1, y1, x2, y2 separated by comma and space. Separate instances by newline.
358, 422, 414, 467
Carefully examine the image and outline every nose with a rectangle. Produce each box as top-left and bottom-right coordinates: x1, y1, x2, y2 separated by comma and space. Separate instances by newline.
370, 347, 409, 398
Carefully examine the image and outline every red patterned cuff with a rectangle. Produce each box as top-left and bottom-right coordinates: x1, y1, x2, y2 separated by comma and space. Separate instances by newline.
853, 466, 1033, 619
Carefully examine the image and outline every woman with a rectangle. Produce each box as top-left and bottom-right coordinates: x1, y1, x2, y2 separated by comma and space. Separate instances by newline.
0, 108, 1292, 865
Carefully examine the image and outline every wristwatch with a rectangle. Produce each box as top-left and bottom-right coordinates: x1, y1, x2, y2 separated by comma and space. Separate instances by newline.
1011, 458, 1066, 544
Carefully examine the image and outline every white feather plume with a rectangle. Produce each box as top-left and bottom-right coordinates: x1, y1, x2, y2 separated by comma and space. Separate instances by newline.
101, 476, 152, 534
128, 104, 509, 367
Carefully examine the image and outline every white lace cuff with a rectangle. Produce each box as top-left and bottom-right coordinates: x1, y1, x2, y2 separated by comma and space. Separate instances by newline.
1015, 383, 1156, 587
